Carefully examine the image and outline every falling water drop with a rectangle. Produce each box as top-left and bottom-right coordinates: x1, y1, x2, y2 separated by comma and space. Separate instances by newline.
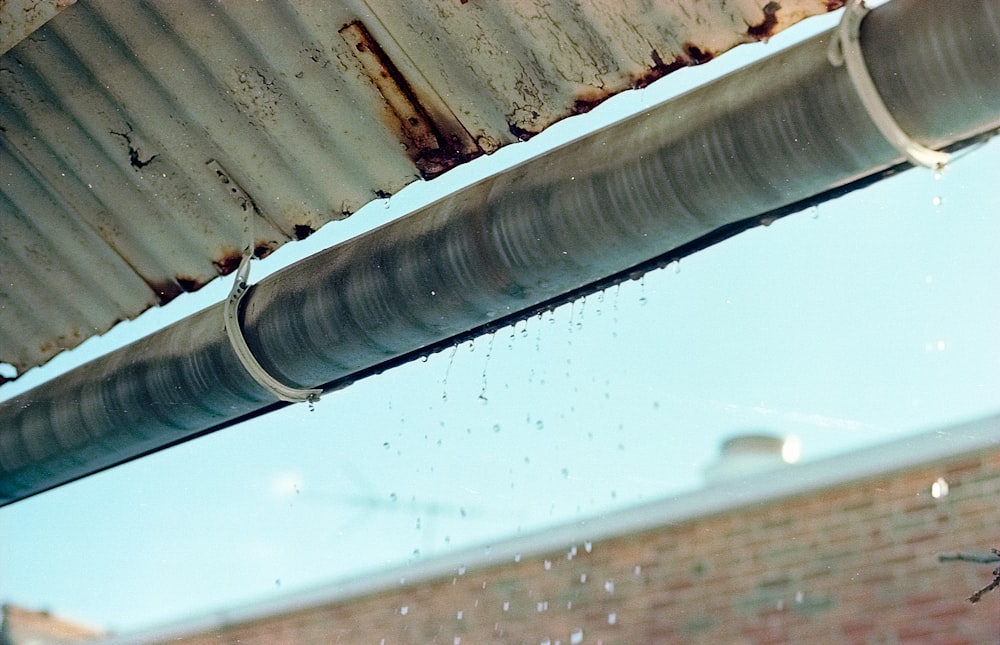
478, 333, 495, 403
441, 344, 459, 401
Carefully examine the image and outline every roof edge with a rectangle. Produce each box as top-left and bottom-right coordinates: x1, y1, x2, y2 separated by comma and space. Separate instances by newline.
100, 412, 1000, 644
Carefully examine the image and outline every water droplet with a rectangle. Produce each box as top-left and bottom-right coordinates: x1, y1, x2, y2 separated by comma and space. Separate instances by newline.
808, 205, 819, 219
604, 580, 615, 594
537, 601, 548, 612
400, 605, 409, 615
931, 195, 943, 207
458, 565, 466, 575
584, 541, 593, 553
608, 612, 617, 625
503, 601, 510, 611
634, 565, 641, 575
514, 553, 521, 562
669, 260, 681, 274
492, 423, 501, 433
570, 629, 584, 644
456, 610, 463, 620
544, 560, 552, 570
420, 355, 428, 362
580, 573, 587, 583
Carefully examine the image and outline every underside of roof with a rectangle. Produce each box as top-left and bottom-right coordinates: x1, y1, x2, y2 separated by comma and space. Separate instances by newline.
0, 0, 839, 380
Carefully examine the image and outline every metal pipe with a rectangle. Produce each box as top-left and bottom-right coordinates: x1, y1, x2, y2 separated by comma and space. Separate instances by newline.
2, 0, 998, 505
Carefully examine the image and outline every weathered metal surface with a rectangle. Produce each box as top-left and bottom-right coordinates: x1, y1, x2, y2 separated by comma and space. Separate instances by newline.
0, 0, 74, 54
0, 0, 839, 380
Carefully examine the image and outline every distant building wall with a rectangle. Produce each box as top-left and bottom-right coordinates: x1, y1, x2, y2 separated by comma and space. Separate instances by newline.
1, 604, 103, 645
136, 441, 1000, 644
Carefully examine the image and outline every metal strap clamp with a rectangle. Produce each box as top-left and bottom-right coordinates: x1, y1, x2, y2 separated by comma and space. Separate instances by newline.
224, 246, 322, 405
827, 0, 950, 169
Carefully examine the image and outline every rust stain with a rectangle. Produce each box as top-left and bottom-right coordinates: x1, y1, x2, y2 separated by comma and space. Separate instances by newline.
147, 279, 183, 305
213, 249, 244, 276
748, 2, 781, 40
175, 276, 202, 293
507, 122, 536, 141
293, 223, 315, 240
633, 49, 688, 89
683, 44, 714, 65
516, 46, 693, 139
340, 21, 482, 178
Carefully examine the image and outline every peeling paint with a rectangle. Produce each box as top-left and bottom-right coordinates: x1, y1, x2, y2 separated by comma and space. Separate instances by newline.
633, 50, 688, 89
229, 66, 283, 129
109, 123, 158, 169
748, 2, 782, 40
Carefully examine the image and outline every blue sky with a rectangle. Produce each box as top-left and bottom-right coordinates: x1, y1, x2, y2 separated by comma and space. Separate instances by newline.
1, 10, 998, 634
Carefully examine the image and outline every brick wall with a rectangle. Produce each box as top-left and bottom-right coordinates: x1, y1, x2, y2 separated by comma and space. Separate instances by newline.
136, 445, 1000, 645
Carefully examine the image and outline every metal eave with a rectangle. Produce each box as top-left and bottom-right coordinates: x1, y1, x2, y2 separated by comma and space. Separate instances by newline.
0, 0, 74, 54
0, 0, 838, 380
1, 0, 998, 506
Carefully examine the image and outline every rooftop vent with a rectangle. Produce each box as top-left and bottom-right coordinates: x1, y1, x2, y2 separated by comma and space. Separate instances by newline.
703, 433, 795, 485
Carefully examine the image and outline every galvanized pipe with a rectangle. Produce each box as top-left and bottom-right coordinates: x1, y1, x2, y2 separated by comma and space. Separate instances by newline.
2, 0, 998, 505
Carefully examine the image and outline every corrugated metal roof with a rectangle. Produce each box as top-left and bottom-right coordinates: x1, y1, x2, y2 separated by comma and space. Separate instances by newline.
0, 0, 838, 380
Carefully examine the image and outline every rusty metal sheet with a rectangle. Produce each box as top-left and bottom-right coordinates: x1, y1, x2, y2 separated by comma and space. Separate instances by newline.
0, 0, 838, 381
0, 0, 74, 54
